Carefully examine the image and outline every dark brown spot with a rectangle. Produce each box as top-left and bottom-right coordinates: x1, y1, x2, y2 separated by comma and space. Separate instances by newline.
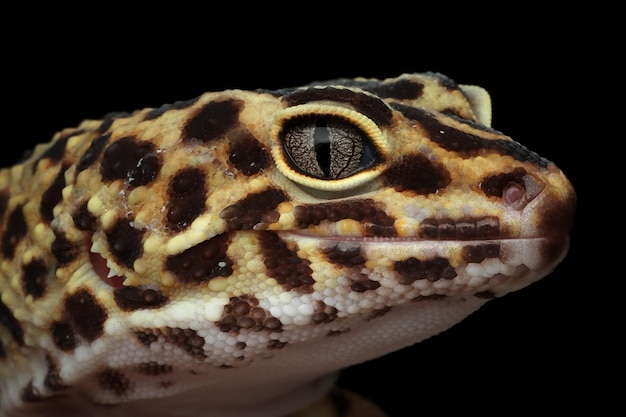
182, 99, 244, 143
148, 327, 206, 359
461, 243, 501, 263
0, 339, 5, 358
418, 217, 500, 240
72, 201, 97, 231
311, 302, 338, 324
76, 134, 110, 173
51, 230, 80, 265
327, 328, 350, 337
98, 368, 131, 397
259, 232, 314, 294
228, 129, 270, 176
167, 168, 207, 231
135, 329, 159, 347
294, 199, 396, 238
220, 188, 287, 231
394, 257, 457, 284
101, 136, 160, 186
369, 78, 425, 100
44, 355, 68, 392
0, 296, 24, 345
384, 154, 451, 195
2, 205, 27, 258
20, 381, 41, 402
40, 166, 66, 223
33, 136, 70, 173
391, 103, 549, 167
166, 233, 233, 283
144, 97, 199, 121
283, 87, 393, 126
480, 168, 528, 197
137, 362, 174, 376
267, 339, 287, 350
476, 217, 500, 239
321, 242, 366, 266
350, 279, 381, 292
217, 296, 282, 333
366, 306, 392, 321
0, 191, 8, 219
65, 289, 107, 342
113, 287, 168, 311
96, 113, 131, 134
22, 258, 50, 299
51, 321, 77, 351
106, 218, 144, 269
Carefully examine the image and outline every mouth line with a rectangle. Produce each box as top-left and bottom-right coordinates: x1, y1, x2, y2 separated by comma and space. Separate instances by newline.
277, 230, 556, 243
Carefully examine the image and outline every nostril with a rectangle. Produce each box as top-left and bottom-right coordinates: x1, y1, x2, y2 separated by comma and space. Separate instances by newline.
503, 181, 525, 207
89, 251, 125, 288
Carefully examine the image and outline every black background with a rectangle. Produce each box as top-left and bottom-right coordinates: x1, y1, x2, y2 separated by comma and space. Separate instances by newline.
3, 9, 603, 416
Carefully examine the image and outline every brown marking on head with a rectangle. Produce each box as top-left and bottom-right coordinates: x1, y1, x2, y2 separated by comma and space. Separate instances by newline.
259, 231, 315, 294
40, 166, 67, 223
72, 201, 97, 231
33, 135, 71, 173
220, 188, 287, 231
384, 154, 451, 195
321, 242, 366, 266
366, 78, 425, 100
100, 136, 161, 186
106, 218, 144, 269
98, 368, 132, 397
227, 128, 270, 176
51, 230, 80, 265
217, 295, 283, 333
166, 233, 233, 283
134, 327, 206, 360
294, 199, 396, 237
20, 382, 41, 402
391, 103, 550, 167
166, 167, 207, 232
461, 243, 501, 263
182, 99, 244, 143
21, 258, 50, 299
418, 217, 500, 240
44, 354, 68, 392
136, 362, 174, 376
113, 287, 168, 311
50, 321, 77, 351
76, 134, 111, 174
64, 289, 107, 342
394, 257, 457, 285
2, 205, 27, 258
311, 301, 339, 324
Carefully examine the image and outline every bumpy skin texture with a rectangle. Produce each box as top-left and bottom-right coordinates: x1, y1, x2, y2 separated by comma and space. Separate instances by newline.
0, 73, 575, 417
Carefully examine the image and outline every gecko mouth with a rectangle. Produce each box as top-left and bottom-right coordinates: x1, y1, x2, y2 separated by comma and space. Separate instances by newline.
90, 250, 126, 288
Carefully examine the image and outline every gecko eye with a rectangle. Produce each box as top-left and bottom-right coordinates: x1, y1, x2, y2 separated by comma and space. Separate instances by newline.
271, 104, 390, 192
280, 115, 379, 180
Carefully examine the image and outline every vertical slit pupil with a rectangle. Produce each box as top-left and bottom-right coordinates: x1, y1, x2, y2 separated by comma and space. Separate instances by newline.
313, 120, 332, 177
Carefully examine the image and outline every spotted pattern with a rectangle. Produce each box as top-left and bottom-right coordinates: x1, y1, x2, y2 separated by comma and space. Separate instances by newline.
64, 289, 107, 342
0, 73, 575, 417
166, 233, 233, 283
